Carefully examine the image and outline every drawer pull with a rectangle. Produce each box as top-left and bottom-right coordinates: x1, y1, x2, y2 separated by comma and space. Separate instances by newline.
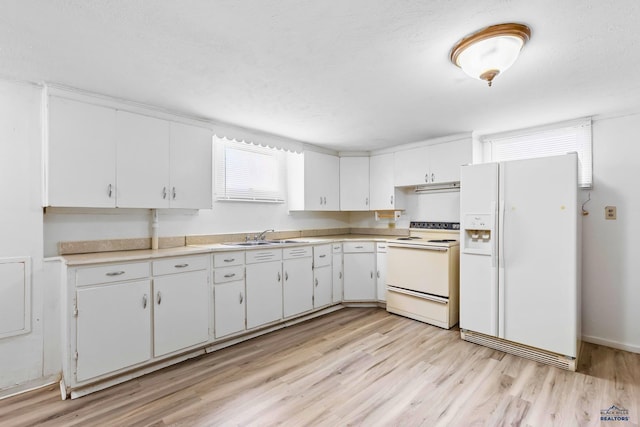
174, 263, 189, 268
224, 258, 235, 263
105, 271, 125, 277
157, 291, 162, 305
224, 273, 236, 278
142, 294, 148, 309
355, 246, 364, 249
239, 292, 244, 304
319, 254, 326, 258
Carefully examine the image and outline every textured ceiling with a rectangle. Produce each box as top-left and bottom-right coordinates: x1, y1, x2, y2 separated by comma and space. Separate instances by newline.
2, 0, 640, 151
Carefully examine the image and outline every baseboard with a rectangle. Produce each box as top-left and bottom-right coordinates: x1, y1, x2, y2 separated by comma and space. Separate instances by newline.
582, 334, 640, 354
0, 374, 60, 401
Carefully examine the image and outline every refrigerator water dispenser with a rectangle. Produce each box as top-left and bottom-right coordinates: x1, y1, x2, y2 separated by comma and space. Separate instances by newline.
462, 214, 493, 255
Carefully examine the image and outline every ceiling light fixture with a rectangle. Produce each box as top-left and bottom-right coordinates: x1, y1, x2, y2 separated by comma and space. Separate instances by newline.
450, 23, 531, 87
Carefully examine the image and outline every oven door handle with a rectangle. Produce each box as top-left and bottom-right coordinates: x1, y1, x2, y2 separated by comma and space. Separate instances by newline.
387, 243, 448, 251
386, 286, 448, 304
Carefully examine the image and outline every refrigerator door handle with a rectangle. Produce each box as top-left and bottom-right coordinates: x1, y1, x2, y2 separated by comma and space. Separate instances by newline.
491, 200, 497, 268
498, 199, 506, 338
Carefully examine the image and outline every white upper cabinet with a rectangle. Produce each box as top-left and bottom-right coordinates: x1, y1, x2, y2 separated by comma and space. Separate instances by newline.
369, 153, 403, 210
45, 92, 212, 209
47, 96, 117, 207
394, 137, 472, 186
339, 157, 370, 211
116, 111, 171, 208
169, 122, 212, 209
287, 151, 340, 211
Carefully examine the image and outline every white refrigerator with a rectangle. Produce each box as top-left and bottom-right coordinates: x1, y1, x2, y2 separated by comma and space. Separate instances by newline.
459, 153, 580, 360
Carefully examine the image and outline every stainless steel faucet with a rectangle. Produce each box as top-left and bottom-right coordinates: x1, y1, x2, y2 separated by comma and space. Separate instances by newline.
256, 229, 275, 240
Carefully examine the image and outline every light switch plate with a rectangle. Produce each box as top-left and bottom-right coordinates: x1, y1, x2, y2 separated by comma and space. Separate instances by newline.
605, 206, 617, 220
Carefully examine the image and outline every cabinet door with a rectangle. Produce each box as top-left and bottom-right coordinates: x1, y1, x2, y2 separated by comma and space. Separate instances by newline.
304, 151, 340, 210
332, 254, 343, 303
369, 153, 396, 210
116, 111, 170, 208
76, 280, 151, 382
340, 157, 370, 211
153, 270, 209, 357
428, 138, 472, 183
283, 258, 313, 317
376, 251, 388, 302
214, 280, 246, 338
393, 146, 430, 186
313, 265, 332, 308
343, 253, 376, 301
246, 261, 283, 329
47, 96, 117, 207
169, 122, 213, 209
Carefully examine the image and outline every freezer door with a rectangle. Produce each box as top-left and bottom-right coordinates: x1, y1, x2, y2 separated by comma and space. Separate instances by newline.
500, 154, 578, 357
459, 163, 499, 336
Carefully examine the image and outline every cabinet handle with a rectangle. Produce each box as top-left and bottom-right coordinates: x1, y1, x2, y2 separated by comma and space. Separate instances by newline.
285, 271, 288, 281
319, 254, 326, 258
142, 294, 148, 309
172, 187, 176, 200
108, 183, 113, 198
339, 272, 342, 279
239, 292, 243, 304
425, 173, 429, 183
174, 263, 189, 268
277, 272, 281, 282
224, 273, 236, 278
319, 196, 323, 205
377, 270, 380, 278
390, 195, 393, 205
365, 197, 369, 206
370, 271, 373, 279
323, 196, 327, 205
431, 173, 435, 182
224, 258, 235, 263
105, 271, 125, 276
156, 291, 162, 305
162, 186, 168, 199
355, 246, 364, 249
315, 278, 318, 287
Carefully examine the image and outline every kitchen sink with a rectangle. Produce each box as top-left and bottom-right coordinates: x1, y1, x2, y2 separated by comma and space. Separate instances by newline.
223, 239, 307, 247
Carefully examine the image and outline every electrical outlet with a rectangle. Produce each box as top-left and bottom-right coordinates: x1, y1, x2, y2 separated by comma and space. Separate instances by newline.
605, 206, 617, 220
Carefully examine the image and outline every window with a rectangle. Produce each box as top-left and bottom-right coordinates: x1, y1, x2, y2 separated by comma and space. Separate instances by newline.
214, 137, 286, 202
482, 118, 592, 188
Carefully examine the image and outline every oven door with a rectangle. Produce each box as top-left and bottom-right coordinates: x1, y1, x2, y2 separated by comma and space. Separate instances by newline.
387, 243, 450, 297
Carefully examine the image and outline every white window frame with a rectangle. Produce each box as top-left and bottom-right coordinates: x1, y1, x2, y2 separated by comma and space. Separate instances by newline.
482, 118, 592, 188
214, 137, 286, 203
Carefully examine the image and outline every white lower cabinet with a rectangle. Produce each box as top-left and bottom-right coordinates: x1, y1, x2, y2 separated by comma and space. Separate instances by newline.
246, 249, 283, 329
152, 270, 209, 357
214, 280, 246, 338
313, 244, 333, 308
343, 242, 376, 301
283, 247, 313, 318
332, 244, 343, 303
376, 243, 388, 302
76, 280, 152, 382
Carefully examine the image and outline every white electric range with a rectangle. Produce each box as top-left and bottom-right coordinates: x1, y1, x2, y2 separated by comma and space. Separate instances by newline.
386, 222, 461, 329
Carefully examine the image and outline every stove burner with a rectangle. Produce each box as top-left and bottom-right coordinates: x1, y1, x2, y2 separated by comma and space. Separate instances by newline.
428, 239, 457, 243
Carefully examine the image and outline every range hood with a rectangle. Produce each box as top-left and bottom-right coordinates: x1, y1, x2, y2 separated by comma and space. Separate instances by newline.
414, 181, 460, 193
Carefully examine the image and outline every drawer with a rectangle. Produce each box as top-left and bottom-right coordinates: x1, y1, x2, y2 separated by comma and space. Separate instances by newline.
152, 255, 209, 276
76, 262, 150, 287
213, 252, 244, 268
343, 241, 375, 253
245, 249, 282, 264
313, 244, 332, 267
214, 266, 244, 284
283, 246, 312, 260
332, 243, 342, 253
376, 242, 388, 252
386, 287, 454, 329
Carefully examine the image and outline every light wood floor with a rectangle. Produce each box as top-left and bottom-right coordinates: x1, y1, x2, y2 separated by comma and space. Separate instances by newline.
1, 308, 638, 426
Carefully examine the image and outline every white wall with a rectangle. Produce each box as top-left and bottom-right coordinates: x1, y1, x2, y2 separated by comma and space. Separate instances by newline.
43, 204, 350, 257
582, 112, 640, 352
0, 80, 49, 392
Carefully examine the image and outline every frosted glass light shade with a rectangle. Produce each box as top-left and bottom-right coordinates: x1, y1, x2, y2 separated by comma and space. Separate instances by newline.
450, 23, 531, 86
